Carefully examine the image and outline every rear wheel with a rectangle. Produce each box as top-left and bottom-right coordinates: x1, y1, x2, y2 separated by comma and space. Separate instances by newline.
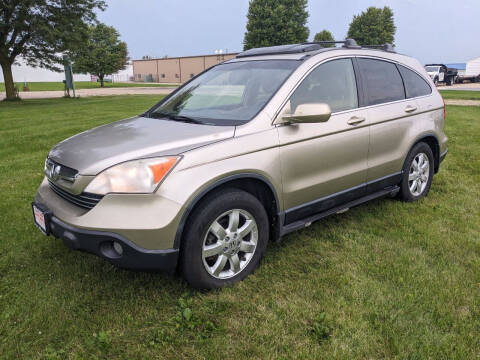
434, 77, 439, 86
399, 142, 434, 202
180, 189, 269, 289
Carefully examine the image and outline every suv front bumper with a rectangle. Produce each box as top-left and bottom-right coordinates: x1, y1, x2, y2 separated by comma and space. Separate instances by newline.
33, 201, 179, 271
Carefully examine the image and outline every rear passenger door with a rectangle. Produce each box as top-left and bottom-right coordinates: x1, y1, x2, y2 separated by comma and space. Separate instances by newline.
397, 64, 434, 116
277, 58, 370, 225
357, 57, 420, 192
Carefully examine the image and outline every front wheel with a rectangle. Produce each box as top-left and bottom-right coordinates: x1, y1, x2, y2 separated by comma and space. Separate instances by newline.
399, 142, 434, 202
180, 189, 269, 289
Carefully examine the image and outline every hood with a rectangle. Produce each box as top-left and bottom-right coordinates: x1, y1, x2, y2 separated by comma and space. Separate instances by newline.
48, 116, 235, 175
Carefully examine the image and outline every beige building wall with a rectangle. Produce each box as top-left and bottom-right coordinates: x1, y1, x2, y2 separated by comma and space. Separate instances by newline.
157, 58, 180, 83
133, 60, 157, 82
133, 53, 238, 84
204, 54, 236, 69
179, 57, 205, 83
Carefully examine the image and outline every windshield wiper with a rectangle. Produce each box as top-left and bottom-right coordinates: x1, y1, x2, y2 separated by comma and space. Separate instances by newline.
168, 114, 205, 124
149, 111, 204, 124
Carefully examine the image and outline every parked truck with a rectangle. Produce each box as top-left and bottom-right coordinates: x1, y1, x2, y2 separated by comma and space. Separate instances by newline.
456, 58, 480, 83
425, 64, 457, 86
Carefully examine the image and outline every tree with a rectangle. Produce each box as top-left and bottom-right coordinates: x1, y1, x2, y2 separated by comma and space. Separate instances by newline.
70, 24, 128, 87
347, 6, 396, 46
243, 0, 309, 50
0, 0, 105, 100
313, 30, 335, 47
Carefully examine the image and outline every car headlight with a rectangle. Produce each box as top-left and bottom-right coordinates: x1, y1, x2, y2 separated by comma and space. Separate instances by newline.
84, 156, 180, 195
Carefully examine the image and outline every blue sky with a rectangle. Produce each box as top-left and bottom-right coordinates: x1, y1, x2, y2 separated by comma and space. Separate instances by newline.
97, 0, 480, 64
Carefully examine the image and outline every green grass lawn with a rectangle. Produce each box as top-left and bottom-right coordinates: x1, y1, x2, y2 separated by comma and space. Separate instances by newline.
0, 81, 177, 92
0, 97, 479, 359
439, 89, 480, 100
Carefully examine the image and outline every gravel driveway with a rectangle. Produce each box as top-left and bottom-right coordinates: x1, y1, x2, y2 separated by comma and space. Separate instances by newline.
2, 85, 480, 107
444, 99, 480, 106
437, 83, 480, 91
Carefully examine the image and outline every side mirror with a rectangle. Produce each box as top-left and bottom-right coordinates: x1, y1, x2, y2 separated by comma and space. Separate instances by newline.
278, 102, 332, 124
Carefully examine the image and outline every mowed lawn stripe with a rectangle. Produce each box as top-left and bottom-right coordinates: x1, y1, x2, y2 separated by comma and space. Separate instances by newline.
440, 89, 480, 100
0, 97, 479, 359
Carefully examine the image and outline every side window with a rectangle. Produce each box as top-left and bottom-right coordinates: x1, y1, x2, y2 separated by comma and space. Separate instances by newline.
290, 58, 358, 113
358, 58, 405, 106
398, 65, 432, 98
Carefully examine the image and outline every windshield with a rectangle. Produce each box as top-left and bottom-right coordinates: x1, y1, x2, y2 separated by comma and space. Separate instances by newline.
425, 66, 440, 72
148, 60, 299, 125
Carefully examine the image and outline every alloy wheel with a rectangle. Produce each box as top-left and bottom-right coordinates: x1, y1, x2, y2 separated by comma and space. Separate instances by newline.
408, 152, 430, 196
202, 209, 258, 279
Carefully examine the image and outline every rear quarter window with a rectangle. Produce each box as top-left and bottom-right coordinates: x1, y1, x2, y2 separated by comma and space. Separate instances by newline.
397, 65, 432, 98
358, 58, 405, 106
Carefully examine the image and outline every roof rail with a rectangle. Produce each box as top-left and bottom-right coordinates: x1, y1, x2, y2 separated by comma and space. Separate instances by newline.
362, 44, 396, 53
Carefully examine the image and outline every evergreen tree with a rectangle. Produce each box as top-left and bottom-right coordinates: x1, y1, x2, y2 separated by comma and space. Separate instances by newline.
347, 6, 396, 46
243, 0, 309, 50
313, 30, 335, 47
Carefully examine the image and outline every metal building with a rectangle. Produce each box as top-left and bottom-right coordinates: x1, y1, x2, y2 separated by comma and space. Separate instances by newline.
132, 53, 238, 84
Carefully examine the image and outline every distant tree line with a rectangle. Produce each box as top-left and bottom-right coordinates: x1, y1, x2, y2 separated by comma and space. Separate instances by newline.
243, 0, 396, 50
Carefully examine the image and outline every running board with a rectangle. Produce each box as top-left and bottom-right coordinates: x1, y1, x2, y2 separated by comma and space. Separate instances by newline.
280, 186, 400, 236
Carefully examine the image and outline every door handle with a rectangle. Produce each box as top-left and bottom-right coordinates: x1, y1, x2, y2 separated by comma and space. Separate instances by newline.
405, 105, 417, 113
347, 116, 366, 125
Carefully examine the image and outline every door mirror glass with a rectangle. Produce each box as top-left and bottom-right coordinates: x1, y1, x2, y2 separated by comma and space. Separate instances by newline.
283, 103, 332, 123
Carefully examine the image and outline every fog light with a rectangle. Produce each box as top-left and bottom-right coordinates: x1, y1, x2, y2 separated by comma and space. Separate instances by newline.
113, 241, 123, 255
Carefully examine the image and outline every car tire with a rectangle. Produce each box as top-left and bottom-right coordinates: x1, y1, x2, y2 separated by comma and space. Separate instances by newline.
434, 77, 438, 86
399, 142, 434, 202
180, 188, 269, 289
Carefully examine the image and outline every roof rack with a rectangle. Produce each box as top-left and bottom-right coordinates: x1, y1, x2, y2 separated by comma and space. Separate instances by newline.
306, 38, 361, 49
361, 44, 395, 53
236, 39, 395, 58
236, 43, 323, 58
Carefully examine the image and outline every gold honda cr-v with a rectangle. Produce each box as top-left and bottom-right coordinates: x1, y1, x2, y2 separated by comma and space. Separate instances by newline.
33, 39, 448, 289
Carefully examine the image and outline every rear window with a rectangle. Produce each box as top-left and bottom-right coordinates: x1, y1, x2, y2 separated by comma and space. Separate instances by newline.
358, 58, 405, 106
398, 65, 432, 98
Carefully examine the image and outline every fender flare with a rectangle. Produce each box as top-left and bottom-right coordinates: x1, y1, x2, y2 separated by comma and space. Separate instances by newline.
405, 132, 441, 172
173, 172, 281, 249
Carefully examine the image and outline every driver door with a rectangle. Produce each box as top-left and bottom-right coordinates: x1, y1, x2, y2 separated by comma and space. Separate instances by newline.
439, 67, 445, 82
277, 58, 369, 224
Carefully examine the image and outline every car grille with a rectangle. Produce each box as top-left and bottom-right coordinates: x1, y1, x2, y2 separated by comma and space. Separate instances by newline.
45, 157, 78, 181
48, 180, 103, 209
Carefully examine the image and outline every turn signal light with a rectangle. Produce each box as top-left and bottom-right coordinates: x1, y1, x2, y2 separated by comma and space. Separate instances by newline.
149, 157, 178, 183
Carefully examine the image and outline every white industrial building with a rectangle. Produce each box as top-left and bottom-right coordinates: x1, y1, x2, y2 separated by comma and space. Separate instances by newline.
0, 58, 133, 83
0, 58, 90, 83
